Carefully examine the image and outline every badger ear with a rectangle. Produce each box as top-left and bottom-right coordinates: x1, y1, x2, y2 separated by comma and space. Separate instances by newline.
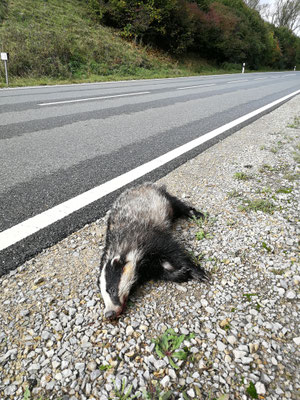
111, 256, 121, 267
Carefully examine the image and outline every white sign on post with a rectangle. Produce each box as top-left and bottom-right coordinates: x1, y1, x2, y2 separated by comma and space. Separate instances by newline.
1, 52, 8, 61
1, 52, 9, 85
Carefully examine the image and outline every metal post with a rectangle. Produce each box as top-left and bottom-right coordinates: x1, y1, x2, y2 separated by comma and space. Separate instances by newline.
4, 60, 8, 86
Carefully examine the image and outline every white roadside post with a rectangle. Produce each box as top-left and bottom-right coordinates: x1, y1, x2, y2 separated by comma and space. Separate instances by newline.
242, 62, 245, 74
1, 52, 9, 86
294, 66, 296, 71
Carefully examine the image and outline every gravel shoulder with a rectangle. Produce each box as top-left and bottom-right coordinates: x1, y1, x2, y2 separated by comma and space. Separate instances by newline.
0, 96, 299, 400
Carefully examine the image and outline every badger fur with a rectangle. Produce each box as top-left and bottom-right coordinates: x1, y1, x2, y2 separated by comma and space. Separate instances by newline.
98, 182, 208, 319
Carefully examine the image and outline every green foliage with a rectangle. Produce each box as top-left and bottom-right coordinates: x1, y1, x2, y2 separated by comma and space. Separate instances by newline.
234, 172, 251, 181
261, 242, 272, 252
112, 378, 138, 400
23, 387, 31, 400
89, 0, 300, 67
195, 229, 206, 240
151, 328, 195, 370
273, 26, 300, 69
143, 382, 174, 400
246, 381, 258, 399
99, 364, 112, 371
239, 198, 276, 214
195, 229, 212, 240
0, 0, 179, 81
1, 0, 299, 84
243, 293, 258, 301
276, 186, 292, 193
287, 116, 300, 128
0, 0, 8, 23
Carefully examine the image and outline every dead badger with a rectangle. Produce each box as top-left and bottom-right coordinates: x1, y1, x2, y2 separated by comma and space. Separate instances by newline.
98, 182, 208, 319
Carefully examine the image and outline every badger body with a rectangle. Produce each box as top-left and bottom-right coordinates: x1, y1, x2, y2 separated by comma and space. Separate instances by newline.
99, 182, 207, 319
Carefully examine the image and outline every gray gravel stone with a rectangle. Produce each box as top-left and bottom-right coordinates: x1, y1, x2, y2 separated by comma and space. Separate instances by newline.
0, 96, 299, 400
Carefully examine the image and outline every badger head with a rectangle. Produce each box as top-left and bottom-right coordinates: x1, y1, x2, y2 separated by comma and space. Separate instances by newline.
99, 251, 139, 319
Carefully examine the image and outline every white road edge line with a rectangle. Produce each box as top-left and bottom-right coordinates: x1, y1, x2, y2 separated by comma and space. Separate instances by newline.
177, 84, 216, 90
38, 91, 151, 106
1, 89, 299, 251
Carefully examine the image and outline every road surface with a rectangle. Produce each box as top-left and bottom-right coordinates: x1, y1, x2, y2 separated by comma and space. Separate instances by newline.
1, 72, 300, 274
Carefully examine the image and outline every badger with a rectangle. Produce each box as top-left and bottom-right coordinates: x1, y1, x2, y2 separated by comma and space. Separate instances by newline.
98, 182, 208, 319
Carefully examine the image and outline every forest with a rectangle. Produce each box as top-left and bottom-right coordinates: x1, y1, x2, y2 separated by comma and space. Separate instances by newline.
0, 0, 299, 84
89, 0, 300, 69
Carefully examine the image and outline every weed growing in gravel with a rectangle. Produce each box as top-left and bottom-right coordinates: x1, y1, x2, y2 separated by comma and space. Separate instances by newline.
190, 213, 209, 227
261, 242, 272, 252
227, 189, 243, 198
276, 186, 293, 194
256, 186, 272, 195
287, 116, 300, 129
152, 328, 195, 370
270, 268, 285, 275
270, 147, 278, 154
259, 164, 274, 173
212, 395, 230, 400
112, 378, 137, 400
239, 198, 276, 214
22, 387, 62, 400
22, 387, 58, 400
284, 173, 299, 181
226, 219, 237, 226
246, 381, 258, 399
23, 388, 31, 400
233, 172, 251, 181
195, 230, 206, 240
293, 151, 300, 163
207, 392, 230, 400
283, 134, 294, 142
143, 382, 174, 400
195, 229, 213, 240
243, 293, 258, 301
99, 364, 112, 371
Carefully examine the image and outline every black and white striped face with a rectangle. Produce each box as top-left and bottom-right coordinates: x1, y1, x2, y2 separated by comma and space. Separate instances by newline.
99, 251, 139, 319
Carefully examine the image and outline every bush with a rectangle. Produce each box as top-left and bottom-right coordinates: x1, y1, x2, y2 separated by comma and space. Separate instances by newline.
221, 62, 242, 70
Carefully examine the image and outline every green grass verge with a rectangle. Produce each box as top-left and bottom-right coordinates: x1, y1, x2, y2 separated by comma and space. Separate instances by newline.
0, 0, 283, 88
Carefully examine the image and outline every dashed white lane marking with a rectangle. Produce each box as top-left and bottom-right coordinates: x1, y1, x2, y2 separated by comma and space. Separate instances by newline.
227, 79, 248, 83
254, 78, 267, 80
1, 89, 300, 251
38, 91, 151, 106
177, 84, 216, 90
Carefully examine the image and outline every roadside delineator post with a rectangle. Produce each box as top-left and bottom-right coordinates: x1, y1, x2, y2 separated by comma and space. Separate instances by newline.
1, 52, 9, 86
242, 63, 245, 74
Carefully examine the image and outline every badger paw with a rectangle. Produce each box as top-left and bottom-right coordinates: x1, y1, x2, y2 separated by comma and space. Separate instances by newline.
190, 208, 206, 220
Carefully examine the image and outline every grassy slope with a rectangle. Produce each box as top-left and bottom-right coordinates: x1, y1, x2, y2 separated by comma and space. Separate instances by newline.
0, 0, 241, 87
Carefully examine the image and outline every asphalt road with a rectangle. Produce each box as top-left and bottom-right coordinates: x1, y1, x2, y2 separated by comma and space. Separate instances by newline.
1, 71, 300, 274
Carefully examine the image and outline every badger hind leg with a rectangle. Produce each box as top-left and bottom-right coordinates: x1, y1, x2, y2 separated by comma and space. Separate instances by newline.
157, 235, 208, 282
160, 188, 204, 221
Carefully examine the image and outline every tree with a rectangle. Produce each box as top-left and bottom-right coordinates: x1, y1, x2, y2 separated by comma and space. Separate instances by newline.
271, 0, 300, 33
243, 0, 266, 12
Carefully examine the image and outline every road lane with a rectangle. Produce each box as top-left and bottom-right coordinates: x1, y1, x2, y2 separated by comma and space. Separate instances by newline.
1, 71, 300, 273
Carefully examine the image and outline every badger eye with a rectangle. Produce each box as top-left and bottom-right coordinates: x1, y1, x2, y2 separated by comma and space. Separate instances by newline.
108, 287, 117, 297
